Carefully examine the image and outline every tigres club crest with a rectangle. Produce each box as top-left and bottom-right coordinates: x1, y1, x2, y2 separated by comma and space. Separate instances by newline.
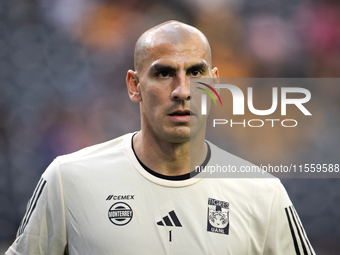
207, 198, 229, 235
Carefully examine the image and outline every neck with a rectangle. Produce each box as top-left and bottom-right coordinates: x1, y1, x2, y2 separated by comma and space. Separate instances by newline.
133, 130, 207, 176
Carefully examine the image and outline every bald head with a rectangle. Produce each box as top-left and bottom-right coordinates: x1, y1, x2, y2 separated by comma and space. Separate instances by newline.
134, 21, 212, 72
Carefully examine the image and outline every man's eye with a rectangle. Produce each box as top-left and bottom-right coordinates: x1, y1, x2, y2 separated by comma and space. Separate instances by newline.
191, 70, 201, 76
158, 71, 170, 77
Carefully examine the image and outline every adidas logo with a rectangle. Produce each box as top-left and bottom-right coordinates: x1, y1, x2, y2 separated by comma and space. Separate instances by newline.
157, 210, 182, 227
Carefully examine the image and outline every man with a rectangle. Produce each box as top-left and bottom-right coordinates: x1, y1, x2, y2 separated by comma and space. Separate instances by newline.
6, 21, 315, 255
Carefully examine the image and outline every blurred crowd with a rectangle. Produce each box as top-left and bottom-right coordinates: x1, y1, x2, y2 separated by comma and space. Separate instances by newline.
0, 0, 340, 254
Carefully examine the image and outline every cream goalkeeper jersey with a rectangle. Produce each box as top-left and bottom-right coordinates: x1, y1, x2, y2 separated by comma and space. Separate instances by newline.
6, 132, 315, 255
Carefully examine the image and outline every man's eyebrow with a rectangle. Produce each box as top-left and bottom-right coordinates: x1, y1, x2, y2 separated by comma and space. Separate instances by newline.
150, 62, 209, 73
150, 64, 177, 72
187, 63, 209, 72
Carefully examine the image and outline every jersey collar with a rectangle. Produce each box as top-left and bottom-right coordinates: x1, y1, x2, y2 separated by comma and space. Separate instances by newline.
125, 132, 210, 187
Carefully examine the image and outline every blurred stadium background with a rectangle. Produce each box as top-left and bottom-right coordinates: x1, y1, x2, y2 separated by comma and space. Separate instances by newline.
0, 0, 340, 254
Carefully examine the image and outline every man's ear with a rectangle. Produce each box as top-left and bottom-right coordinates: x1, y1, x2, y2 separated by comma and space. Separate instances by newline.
212, 67, 220, 93
126, 70, 141, 103
212, 67, 219, 81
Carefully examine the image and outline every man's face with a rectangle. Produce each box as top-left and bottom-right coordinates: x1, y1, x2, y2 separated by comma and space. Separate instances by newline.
136, 36, 218, 143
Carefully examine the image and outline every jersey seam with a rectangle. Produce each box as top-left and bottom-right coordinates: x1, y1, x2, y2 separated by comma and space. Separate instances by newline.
262, 181, 281, 253
6, 246, 21, 255
55, 158, 68, 252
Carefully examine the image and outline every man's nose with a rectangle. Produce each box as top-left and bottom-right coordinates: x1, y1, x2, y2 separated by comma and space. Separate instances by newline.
171, 73, 190, 101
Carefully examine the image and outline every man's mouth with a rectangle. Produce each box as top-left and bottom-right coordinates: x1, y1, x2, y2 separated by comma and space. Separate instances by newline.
168, 110, 192, 122
168, 110, 192, 116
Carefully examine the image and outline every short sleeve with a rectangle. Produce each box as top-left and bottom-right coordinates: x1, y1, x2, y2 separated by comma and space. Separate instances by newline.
263, 183, 316, 255
6, 159, 67, 255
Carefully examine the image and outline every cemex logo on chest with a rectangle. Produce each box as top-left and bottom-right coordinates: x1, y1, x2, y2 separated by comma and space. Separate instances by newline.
106, 194, 135, 200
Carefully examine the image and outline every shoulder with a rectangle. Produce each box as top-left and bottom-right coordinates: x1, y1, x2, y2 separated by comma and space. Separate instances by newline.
56, 132, 134, 165
41, 133, 135, 181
